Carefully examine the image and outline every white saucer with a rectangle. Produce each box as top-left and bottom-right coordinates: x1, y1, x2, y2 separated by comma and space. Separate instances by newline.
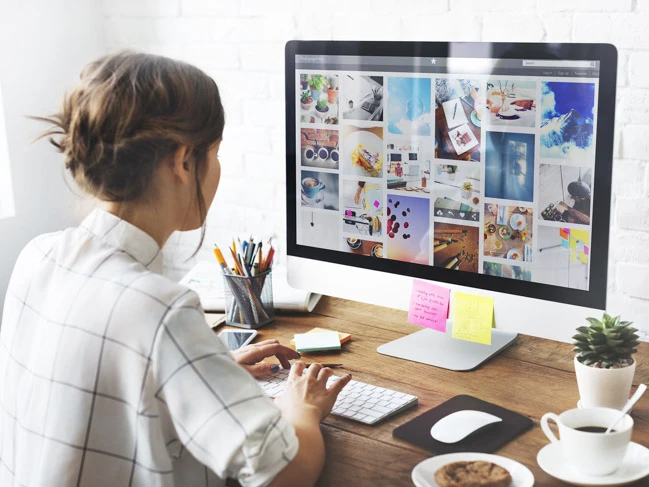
411, 452, 534, 487
537, 441, 649, 486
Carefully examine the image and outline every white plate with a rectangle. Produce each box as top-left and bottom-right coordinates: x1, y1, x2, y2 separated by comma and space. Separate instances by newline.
507, 248, 523, 260
411, 452, 534, 487
509, 213, 526, 230
344, 130, 383, 177
537, 441, 649, 486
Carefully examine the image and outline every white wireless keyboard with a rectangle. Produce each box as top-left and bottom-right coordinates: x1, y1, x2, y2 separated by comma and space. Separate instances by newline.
256, 368, 418, 425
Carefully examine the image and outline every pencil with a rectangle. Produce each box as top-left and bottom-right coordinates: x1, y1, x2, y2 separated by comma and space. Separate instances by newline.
213, 246, 232, 274
263, 247, 275, 272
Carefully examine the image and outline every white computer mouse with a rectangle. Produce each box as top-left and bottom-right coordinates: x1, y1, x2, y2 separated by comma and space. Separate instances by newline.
430, 410, 503, 444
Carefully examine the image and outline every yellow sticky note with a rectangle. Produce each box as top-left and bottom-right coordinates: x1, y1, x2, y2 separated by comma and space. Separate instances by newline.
580, 252, 588, 264
452, 292, 494, 345
571, 230, 589, 244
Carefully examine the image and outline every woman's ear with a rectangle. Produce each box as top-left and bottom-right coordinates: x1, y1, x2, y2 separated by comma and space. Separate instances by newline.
169, 145, 193, 185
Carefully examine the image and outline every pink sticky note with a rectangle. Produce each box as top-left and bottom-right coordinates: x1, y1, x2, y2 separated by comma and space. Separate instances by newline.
373, 200, 380, 208
408, 280, 451, 332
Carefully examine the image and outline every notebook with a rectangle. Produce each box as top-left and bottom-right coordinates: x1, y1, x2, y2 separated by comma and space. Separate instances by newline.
442, 98, 468, 129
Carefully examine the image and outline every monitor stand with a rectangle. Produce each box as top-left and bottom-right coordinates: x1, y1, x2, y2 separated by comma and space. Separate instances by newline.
377, 326, 518, 371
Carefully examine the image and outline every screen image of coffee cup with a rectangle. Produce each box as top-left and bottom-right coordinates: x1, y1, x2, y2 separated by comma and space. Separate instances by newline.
540, 407, 633, 476
302, 177, 325, 199
303, 146, 316, 161
317, 147, 329, 161
330, 149, 339, 163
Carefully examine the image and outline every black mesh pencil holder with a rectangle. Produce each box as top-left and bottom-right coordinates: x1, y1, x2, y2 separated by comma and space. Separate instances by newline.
222, 270, 274, 329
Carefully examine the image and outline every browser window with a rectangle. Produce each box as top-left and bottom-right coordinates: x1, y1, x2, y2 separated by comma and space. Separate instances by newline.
294, 54, 599, 291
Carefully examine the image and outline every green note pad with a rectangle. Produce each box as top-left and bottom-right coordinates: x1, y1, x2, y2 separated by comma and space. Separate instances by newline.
294, 331, 341, 352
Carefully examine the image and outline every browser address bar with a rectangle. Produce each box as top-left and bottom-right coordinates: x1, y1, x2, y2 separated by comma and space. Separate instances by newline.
522, 60, 597, 68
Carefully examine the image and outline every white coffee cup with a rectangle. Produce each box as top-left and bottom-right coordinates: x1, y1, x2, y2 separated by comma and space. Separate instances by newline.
540, 407, 633, 476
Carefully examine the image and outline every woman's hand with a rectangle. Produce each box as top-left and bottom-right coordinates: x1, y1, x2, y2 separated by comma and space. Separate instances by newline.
274, 361, 352, 422
232, 339, 300, 377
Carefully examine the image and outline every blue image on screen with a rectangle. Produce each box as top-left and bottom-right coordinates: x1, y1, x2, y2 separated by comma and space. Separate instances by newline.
540, 82, 595, 161
387, 77, 432, 136
485, 131, 535, 202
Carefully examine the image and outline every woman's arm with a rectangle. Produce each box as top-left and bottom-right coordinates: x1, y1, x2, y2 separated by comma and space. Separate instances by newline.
269, 362, 351, 487
267, 405, 324, 487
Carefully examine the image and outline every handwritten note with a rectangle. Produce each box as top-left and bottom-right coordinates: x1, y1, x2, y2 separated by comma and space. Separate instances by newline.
452, 292, 494, 345
407, 280, 450, 332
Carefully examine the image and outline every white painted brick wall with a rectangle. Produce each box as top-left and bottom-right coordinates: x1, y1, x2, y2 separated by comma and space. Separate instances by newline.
451, 0, 536, 12
100, 1, 649, 337
402, 14, 482, 41
617, 263, 649, 300
621, 125, 649, 160
482, 14, 545, 42
574, 14, 649, 49
629, 51, 649, 89
538, 0, 633, 12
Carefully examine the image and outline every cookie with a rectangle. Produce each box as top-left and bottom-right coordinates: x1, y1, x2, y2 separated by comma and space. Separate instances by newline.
434, 461, 512, 487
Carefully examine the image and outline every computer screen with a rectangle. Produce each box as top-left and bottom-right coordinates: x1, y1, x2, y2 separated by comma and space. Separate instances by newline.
286, 42, 616, 318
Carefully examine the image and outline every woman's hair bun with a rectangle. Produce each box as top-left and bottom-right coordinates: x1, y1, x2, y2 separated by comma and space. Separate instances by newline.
34, 50, 225, 202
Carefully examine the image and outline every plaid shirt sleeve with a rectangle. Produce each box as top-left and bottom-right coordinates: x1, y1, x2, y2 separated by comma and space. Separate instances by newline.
151, 293, 298, 487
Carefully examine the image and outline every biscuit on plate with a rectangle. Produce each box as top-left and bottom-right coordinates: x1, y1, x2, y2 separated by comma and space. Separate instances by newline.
434, 461, 512, 487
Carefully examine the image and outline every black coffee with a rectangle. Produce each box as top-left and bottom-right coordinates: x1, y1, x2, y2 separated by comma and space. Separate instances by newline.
575, 426, 611, 433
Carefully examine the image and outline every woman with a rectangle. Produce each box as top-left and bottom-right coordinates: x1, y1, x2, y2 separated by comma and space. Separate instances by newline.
0, 51, 350, 486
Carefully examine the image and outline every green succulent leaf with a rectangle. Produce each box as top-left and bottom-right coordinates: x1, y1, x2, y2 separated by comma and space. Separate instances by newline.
574, 312, 638, 366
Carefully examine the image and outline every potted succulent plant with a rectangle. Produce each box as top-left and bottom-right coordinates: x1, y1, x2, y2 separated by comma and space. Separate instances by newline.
573, 313, 640, 410
300, 91, 315, 111
308, 74, 327, 102
327, 75, 339, 104
461, 181, 473, 199
315, 98, 329, 119
300, 73, 309, 90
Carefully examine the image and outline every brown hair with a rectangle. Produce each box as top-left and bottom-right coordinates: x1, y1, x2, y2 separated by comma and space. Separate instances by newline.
35, 51, 225, 248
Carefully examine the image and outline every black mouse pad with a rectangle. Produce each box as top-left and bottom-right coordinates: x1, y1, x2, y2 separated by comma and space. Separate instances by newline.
393, 394, 533, 454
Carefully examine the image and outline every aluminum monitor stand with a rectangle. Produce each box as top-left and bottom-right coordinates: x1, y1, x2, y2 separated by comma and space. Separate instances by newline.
377, 325, 518, 371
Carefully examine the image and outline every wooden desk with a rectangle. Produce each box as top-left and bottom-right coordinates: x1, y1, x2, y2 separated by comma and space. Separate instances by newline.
233, 296, 649, 486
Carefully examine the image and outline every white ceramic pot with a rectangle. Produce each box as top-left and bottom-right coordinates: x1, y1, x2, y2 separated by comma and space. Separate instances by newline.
574, 356, 636, 410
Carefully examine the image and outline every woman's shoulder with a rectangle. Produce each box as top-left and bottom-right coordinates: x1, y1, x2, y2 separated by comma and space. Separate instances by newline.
11, 231, 63, 276
13, 227, 202, 313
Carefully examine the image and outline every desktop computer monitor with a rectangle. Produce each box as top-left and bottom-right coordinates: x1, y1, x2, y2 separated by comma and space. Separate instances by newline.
285, 41, 617, 369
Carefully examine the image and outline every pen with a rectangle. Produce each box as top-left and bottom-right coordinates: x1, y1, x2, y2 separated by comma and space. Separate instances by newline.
304, 363, 344, 368
246, 236, 255, 264
252, 241, 262, 266
452, 100, 457, 120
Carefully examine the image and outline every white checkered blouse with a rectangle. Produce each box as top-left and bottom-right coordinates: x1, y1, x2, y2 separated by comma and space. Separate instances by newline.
0, 209, 298, 486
